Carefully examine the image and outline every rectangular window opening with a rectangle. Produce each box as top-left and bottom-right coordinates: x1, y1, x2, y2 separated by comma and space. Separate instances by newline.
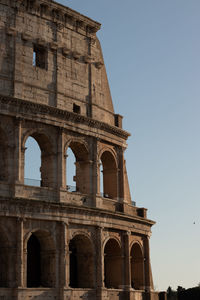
73, 104, 81, 114
33, 45, 47, 69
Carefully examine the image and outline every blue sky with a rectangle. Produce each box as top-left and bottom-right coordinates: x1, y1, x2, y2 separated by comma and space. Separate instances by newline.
27, 0, 200, 291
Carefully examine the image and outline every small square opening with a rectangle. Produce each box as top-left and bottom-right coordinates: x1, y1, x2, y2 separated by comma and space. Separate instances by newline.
33, 45, 47, 69
73, 104, 81, 114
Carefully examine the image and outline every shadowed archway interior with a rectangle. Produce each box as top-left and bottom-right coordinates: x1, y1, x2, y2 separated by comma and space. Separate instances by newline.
104, 238, 122, 288
131, 243, 145, 290
69, 234, 95, 288
26, 231, 56, 288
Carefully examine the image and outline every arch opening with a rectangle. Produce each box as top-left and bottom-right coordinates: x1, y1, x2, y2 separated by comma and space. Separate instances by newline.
66, 141, 90, 194
66, 147, 76, 192
100, 151, 118, 199
26, 231, 56, 288
130, 243, 144, 290
69, 234, 94, 288
104, 238, 122, 289
24, 133, 55, 188
25, 137, 41, 186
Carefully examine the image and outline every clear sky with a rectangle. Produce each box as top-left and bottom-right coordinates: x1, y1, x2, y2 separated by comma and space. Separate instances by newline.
27, 0, 200, 291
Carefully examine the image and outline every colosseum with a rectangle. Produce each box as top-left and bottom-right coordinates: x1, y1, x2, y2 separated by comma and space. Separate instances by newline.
0, 0, 164, 299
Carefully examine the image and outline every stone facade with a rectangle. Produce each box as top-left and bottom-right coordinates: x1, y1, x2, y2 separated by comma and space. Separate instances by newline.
0, 1, 164, 299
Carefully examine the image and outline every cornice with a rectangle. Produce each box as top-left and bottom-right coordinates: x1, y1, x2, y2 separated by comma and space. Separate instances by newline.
12, 0, 101, 34
0, 197, 155, 229
0, 95, 130, 140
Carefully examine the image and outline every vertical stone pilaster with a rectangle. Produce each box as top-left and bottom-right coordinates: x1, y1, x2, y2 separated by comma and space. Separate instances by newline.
87, 37, 92, 118
144, 235, 152, 292
61, 221, 69, 289
92, 139, 98, 207
57, 128, 65, 190
14, 118, 22, 183
123, 231, 131, 290
55, 249, 59, 289
117, 147, 125, 201
96, 226, 104, 299
16, 218, 24, 287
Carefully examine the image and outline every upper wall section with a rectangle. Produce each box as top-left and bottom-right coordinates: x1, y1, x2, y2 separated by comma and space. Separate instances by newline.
0, 0, 121, 127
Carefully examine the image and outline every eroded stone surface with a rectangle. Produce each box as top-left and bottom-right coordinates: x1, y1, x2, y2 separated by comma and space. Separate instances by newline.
0, 1, 165, 299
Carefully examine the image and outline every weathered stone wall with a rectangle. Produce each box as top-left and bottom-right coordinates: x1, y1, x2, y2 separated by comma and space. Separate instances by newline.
0, 0, 116, 126
0, 1, 160, 300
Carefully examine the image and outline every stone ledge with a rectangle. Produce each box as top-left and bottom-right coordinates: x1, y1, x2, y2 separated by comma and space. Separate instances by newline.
0, 95, 130, 140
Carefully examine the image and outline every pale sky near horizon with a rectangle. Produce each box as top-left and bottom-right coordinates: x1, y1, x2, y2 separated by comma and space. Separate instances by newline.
26, 0, 200, 291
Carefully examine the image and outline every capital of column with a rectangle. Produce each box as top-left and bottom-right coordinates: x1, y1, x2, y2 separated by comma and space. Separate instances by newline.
123, 230, 131, 237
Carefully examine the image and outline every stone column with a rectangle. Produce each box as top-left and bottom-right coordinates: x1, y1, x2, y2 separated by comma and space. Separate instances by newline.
144, 235, 152, 292
16, 218, 24, 287
117, 147, 125, 201
57, 128, 65, 190
123, 231, 131, 290
96, 226, 104, 300
91, 139, 98, 207
13, 118, 22, 183
75, 160, 92, 195
61, 221, 69, 288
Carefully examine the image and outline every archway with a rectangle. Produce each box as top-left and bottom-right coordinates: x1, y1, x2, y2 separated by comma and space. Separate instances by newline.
66, 147, 76, 192
104, 238, 122, 288
69, 234, 94, 288
130, 243, 144, 290
100, 151, 118, 199
26, 230, 56, 288
24, 132, 55, 188
25, 137, 41, 186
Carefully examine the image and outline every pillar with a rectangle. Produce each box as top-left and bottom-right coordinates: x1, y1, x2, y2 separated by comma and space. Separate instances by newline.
13, 118, 22, 183
16, 218, 24, 287
57, 128, 65, 189
96, 226, 104, 300
143, 235, 152, 292
123, 231, 131, 290
61, 221, 69, 288
75, 160, 92, 194
117, 147, 125, 201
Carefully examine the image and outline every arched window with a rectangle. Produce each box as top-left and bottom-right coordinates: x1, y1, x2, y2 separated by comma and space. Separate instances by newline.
66, 142, 90, 194
100, 151, 118, 199
100, 162, 103, 196
104, 238, 122, 288
27, 231, 56, 288
27, 234, 41, 287
69, 234, 94, 288
66, 147, 76, 192
25, 137, 41, 186
130, 243, 144, 290
24, 133, 55, 188
0, 128, 7, 181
